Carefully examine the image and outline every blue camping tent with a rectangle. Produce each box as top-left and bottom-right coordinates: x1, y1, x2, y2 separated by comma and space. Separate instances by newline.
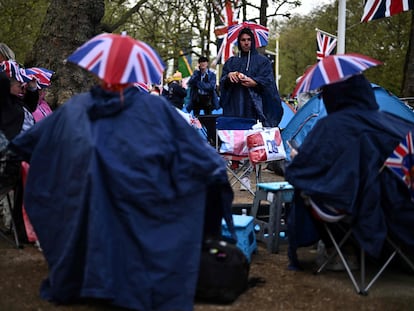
282, 84, 414, 161
279, 100, 296, 129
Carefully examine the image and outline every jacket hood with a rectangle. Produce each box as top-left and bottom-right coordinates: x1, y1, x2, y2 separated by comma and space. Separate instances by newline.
237, 27, 257, 54
322, 74, 379, 114
88, 85, 137, 120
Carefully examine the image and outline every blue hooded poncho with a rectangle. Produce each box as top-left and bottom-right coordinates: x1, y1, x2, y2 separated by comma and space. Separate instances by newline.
219, 27, 283, 127
10, 85, 234, 311
285, 74, 414, 258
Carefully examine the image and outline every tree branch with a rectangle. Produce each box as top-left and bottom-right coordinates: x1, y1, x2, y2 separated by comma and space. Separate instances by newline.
105, 0, 147, 33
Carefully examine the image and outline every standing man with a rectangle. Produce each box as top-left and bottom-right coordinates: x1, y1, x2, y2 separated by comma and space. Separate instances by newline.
187, 56, 219, 116
219, 27, 283, 127
219, 27, 283, 190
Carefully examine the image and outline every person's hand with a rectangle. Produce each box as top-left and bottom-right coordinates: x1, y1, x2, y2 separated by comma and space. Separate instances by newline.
27, 79, 38, 91
228, 71, 240, 83
290, 148, 298, 159
240, 75, 257, 88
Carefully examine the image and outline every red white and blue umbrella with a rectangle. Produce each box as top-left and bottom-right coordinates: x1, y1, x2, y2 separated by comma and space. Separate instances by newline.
66, 33, 165, 86
227, 21, 269, 48
24, 67, 54, 88
293, 53, 382, 97
0, 60, 30, 83
133, 82, 150, 93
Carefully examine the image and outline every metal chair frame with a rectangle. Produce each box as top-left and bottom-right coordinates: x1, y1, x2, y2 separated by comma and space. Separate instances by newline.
309, 197, 414, 295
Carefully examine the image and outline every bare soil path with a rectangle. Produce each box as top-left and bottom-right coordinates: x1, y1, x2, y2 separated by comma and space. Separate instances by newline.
0, 170, 413, 310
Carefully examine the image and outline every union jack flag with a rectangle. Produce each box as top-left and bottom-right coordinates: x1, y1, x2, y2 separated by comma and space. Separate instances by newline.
67, 33, 165, 85
227, 21, 269, 49
362, 0, 414, 22
212, 0, 240, 64
316, 30, 337, 61
384, 131, 414, 198
24, 67, 54, 88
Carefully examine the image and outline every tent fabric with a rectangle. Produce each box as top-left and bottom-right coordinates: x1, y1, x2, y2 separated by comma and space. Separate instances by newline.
282, 84, 414, 161
10, 86, 234, 311
285, 75, 414, 258
278, 100, 296, 129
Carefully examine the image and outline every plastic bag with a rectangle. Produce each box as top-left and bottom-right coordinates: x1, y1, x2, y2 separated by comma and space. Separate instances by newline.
246, 127, 286, 164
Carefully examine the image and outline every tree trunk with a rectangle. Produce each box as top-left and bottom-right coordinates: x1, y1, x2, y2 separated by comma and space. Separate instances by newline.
26, 0, 105, 108
402, 11, 414, 98
260, 0, 267, 26
257, 0, 268, 55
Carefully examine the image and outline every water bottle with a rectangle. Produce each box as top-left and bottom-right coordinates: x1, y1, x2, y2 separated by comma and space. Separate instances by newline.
241, 208, 247, 216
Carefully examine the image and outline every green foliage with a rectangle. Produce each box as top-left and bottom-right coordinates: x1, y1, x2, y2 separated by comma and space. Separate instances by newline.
0, 0, 49, 64
103, 0, 204, 74
274, 0, 411, 96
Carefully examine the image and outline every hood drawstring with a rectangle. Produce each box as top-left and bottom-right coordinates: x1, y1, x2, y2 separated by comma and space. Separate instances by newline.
238, 50, 251, 72
246, 50, 251, 72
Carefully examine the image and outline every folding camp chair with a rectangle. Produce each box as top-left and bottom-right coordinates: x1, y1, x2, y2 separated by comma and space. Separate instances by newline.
308, 197, 414, 295
0, 142, 24, 248
216, 117, 257, 196
198, 114, 220, 147
0, 185, 22, 248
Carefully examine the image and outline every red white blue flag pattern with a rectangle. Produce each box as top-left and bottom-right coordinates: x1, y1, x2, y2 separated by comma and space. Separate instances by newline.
227, 21, 269, 49
316, 30, 337, 61
133, 82, 150, 93
362, 0, 414, 22
213, 0, 240, 64
293, 53, 382, 96
24, 67, 54, 88
67, 33, 165, 85
384, 131, 414, 198
0, 60, 29, 83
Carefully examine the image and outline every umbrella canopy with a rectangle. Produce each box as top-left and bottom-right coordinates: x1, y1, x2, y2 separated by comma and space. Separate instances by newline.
133, 82, 150, 93
227, 21, 269, 48
293, 53, 382, 97
24, 67, 54, 88
0, 60, 29, 83
66, 33, 165, 86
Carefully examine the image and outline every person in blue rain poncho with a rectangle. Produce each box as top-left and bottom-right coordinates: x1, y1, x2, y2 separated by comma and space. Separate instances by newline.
9, 81, 235, 311
285, 74, 414, 269
219, 27, 283, 128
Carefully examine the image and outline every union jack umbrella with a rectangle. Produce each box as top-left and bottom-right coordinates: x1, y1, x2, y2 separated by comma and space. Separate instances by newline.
0, 60, 30, 83
133, 82, 150, 93
227, 21, 269, 48
67, 33, 165, 86
292, 53, 382, 97
384, 131, 414, 199
24, 67, 54, 88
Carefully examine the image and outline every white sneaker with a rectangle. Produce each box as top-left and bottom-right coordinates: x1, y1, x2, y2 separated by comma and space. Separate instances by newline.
240, 177, 251, 191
